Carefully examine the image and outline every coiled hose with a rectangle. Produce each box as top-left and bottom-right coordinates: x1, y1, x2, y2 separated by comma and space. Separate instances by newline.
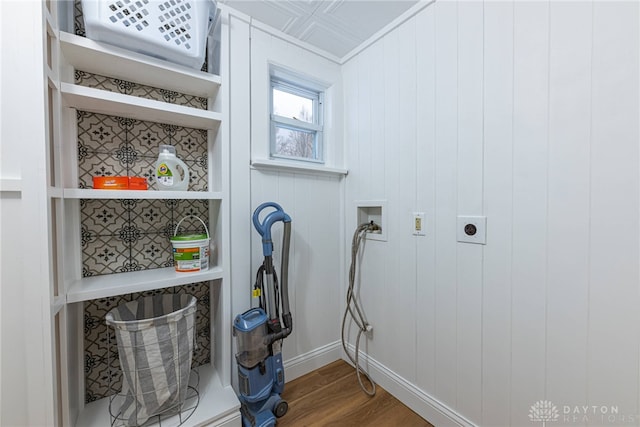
341, 221, 378, 396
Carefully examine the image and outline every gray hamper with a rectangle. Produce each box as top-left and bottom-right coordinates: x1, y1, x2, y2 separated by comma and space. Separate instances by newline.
106, 294, 198, 426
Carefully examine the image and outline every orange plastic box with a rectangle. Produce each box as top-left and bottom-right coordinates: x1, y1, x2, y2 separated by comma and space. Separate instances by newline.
93, 176, 128, 189
93, 176, 148, 190
128, 177, 148, 190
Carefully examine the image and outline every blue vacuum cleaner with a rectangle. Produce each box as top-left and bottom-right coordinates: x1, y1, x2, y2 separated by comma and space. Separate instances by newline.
234, 202, 293, 427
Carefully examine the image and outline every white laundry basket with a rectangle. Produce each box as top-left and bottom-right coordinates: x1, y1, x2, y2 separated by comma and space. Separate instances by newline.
81, 0, 217, 69
106, 294, 197, 426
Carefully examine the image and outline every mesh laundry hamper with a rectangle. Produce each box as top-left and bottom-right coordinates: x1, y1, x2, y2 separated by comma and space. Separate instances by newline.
106, 294, 197, 426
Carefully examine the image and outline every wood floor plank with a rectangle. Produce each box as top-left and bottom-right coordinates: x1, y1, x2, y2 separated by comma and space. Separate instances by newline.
284, 361, 356, 402
276, 361, 433, 427
281, 375, 373, 426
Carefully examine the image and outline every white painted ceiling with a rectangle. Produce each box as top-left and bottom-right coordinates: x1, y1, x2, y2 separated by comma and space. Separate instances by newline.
219, 0, 421, 59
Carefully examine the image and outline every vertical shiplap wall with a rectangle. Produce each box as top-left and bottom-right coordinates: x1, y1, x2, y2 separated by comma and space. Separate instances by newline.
482, 2, 514, 424
343, 1, 639, 425
248, 28, 344, 366
588, 1, 639, 414
228, 15, 345, 374
510, 1, 549, 423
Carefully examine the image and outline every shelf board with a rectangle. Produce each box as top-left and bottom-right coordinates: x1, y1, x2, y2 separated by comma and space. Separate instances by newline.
59, 31, 220, 98
61, 83, 221, 130
0, 178, 22, 192
48, 187, 63, 198
63, 189, 222, 200
75, 364, 240, 427
67, 266, 223, 303
53, 296, 65, 316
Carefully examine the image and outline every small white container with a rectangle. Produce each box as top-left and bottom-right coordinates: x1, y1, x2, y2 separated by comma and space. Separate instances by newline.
81, 0, 217, 69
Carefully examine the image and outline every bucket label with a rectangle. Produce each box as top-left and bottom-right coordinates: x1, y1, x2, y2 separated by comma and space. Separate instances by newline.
173, 245, 209, 272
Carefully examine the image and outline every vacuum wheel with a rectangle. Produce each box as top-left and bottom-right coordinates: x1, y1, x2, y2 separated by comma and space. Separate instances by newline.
274, 400, 288, 418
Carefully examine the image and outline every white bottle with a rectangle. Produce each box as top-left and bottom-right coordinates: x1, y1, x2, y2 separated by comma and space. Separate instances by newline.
155, 145, 190, 191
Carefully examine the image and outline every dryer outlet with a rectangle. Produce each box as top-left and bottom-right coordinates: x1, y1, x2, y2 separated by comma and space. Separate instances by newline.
457, 215, 487, 245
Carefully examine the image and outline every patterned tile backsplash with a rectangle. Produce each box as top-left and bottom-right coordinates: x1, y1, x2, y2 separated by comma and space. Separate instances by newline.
76, 71, 211, 276
77, 105, 210, 277
75, 71, 208, 110
84, 282, 212, 403
80, 198, 210, 276
77, 110, 208, 191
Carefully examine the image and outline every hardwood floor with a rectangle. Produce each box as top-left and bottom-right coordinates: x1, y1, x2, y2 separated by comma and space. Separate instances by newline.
276, 360, 433, 427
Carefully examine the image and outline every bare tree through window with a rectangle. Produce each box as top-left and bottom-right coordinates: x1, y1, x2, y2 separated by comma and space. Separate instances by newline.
275, 106, 314, 158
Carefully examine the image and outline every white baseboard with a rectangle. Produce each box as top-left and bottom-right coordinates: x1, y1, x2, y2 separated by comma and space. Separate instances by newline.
283, 340, 342, 382
343, 344, 476, 427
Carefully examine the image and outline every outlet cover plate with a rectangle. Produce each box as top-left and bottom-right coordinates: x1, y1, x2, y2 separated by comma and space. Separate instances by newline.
457, 215, 487, 244
413, 212, 425, 236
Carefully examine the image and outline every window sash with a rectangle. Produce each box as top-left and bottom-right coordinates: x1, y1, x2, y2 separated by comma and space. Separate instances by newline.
272, 80, 320, 120
270, 76, 324, 163
270, 114, 322, 132
270, 122, 324, 163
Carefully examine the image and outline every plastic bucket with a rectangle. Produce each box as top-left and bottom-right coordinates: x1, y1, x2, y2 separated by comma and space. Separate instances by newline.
171, 216, 210, 273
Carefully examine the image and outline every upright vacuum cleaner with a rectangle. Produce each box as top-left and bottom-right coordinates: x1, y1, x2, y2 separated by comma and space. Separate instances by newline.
234, 202, 292, 427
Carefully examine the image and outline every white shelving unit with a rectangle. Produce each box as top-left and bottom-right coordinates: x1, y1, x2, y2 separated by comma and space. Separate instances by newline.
59, 31, 221, 98
66, 266, 225, 303
63, 189, 223, 200
76, 365, 239, 427
60, 83, 222, 129
43, 4, 240, 426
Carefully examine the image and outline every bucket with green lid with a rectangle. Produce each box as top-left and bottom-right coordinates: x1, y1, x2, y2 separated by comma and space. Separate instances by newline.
171, 215, 210, 273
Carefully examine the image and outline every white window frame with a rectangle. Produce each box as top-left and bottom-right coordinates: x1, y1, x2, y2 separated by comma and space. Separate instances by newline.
270, 71, 325, 164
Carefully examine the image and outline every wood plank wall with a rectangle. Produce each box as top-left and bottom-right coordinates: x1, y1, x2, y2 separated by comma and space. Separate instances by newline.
342, 1, 639, 426
229, 17, 345, 374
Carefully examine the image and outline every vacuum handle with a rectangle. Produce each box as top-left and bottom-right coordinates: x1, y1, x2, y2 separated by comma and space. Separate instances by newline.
253, 202, 291, 257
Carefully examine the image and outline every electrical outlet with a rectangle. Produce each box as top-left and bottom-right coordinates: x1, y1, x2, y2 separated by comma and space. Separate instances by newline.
457, 215, 487, 244
413, 212, 425, 236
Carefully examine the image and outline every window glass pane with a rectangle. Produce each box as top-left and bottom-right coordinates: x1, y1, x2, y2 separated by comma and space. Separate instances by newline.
274, 125, 317, 160
273, 88, 314, 123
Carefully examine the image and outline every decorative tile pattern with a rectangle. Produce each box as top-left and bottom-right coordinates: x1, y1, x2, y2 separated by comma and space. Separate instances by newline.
82, 234, 132, 275
174, 199, 210, 230
74, 0, 85, 37
84, 283, 211, 403
77, 111, 208, 191
80, 199, 210, 277
77, 109, 210, 276
75, 71, 208, 110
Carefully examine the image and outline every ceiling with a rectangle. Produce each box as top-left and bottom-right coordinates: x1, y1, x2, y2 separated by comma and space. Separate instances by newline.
219, 0, 421, 59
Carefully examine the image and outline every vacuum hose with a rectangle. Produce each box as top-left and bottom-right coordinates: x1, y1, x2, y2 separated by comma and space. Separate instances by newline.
341, 221, 379, 396
264, 221, 293, 344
